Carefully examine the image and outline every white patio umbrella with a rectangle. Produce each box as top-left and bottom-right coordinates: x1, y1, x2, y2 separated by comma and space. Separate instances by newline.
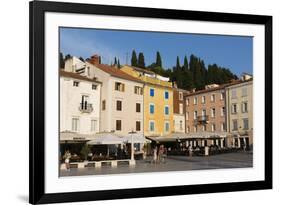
86, 132, 124, 145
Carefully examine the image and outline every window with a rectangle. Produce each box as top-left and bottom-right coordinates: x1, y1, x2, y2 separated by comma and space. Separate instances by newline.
211, 124, 216, 132
92, 84, 97, 90
221, 107, 225, 116
194, 111, 198, 120
243, 118, 249, 130
91, 120, 97, 132
164, 105, 169, 115
115, 82, 125, 92
116, 120, 122, 131
164, 121, 170, 132
149, 121, 155, 132
134, 86, 143, 95
71, 118, 79, 132
180, 120, 183, 130
116, 100, 122, 111
211, 108, 216, 118
102, 100, 106, 110
242, 102, 248, 113
193, 97, 198, 105
194, 125, 197, 132
73, 81, 79, 87
232, 104, 238, 114
242, 87, 248, 96
220, 92, 224, 100
186, 98, 190, 106
179, 92, 183, 100
136, 121, 141, 131
202, 96, 206, 104
202, 109, 206, 117
80, 95, 89, 110
179, 103, 183, 114
203, 124, 206, 132
211, 94, 215, 102
231, 89, 237, 99
150, 88, 155, 97
150, 104, 155, 114
233, 119, 238, 131
221, 123, 226, 131
164, 91, 169, 99
136, 103, 141, 112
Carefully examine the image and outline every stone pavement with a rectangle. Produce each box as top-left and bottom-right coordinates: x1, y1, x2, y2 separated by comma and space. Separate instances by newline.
60, 151, 253, 177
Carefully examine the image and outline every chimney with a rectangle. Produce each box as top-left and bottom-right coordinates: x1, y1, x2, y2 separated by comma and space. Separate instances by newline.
90, 54, 100, 65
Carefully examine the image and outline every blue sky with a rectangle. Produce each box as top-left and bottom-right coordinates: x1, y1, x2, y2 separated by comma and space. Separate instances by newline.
60, 27, 253, 75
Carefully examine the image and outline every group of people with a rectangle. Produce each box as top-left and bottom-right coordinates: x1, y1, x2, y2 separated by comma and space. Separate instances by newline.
152, 145, 167, 164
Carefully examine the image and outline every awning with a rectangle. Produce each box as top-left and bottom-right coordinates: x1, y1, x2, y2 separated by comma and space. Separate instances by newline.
60, 131, 92, 141
146, 132, 228, 142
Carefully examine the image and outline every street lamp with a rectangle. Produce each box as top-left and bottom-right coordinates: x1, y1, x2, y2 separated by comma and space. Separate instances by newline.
128, 130, 136, 166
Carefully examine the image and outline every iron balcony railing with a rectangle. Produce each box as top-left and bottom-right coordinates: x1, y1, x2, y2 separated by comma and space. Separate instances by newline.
194, 115, 209, 125
79, 103, 93, 113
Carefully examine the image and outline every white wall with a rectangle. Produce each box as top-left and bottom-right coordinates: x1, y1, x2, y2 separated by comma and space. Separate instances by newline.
0, 0, 280, 205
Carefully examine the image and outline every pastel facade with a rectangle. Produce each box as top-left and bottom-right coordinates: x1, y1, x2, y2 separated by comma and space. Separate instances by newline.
121, 65, 174, 137
185, 84, 227, 134
173, 88, 188, 133
82, 56, 145, 136
225, 78, 253, 148
60, 70, 101, 140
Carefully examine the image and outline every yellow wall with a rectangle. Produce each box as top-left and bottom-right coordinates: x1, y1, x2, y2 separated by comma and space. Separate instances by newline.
121, 65, 174, 136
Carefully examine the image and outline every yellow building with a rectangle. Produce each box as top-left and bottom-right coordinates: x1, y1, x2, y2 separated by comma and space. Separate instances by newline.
121, 65, 174, 137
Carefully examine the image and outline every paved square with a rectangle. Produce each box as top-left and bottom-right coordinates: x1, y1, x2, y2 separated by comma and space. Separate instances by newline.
60, 152, 253, 177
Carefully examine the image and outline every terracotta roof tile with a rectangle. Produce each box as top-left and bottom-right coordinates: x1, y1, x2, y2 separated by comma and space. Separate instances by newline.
60, 70, 102, 84
90, 63, 144, 83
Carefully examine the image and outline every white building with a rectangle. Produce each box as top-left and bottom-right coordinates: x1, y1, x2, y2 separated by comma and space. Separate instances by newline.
60, 70, 102, 141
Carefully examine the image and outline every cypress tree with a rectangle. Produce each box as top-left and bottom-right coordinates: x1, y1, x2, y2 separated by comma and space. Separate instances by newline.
156, 51, 162, 67
183, 55, 188, 71
138, 52, 145, 68
114, 57, 117, 66
131, 50, 138, 66
99, 56, 101, 64
117, 59, 121, 68
176, 56, 181, 71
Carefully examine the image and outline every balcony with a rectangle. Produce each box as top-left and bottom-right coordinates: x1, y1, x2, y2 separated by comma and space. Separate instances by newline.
79, 103, 93, 113
194, 115, 209, 125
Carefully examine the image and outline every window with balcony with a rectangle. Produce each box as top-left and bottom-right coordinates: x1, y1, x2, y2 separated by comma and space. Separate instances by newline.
116, 120, 122, 131
80, 95, 93, 113
134, 86, 143, 95
115, 82, 125, 92
116, 100, 122, 111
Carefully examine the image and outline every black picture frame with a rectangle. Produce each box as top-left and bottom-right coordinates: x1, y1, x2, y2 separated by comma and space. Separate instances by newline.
29, 0, 272, 204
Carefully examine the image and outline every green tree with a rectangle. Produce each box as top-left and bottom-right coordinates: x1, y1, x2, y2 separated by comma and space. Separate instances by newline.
117, 59, 121, 68
79, 56, 84, 62
176, 56, 181, 71
156, 51, 162, 67
137, 52, 145, 68
131, 50, 138, 66
114, 57, 117, 66
183, 55, 188, 71
59, 52, 64, 69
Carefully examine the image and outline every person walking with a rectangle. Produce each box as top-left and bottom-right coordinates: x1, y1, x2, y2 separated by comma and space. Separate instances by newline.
64, 150, 71, 171
153, 146, 158, 164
